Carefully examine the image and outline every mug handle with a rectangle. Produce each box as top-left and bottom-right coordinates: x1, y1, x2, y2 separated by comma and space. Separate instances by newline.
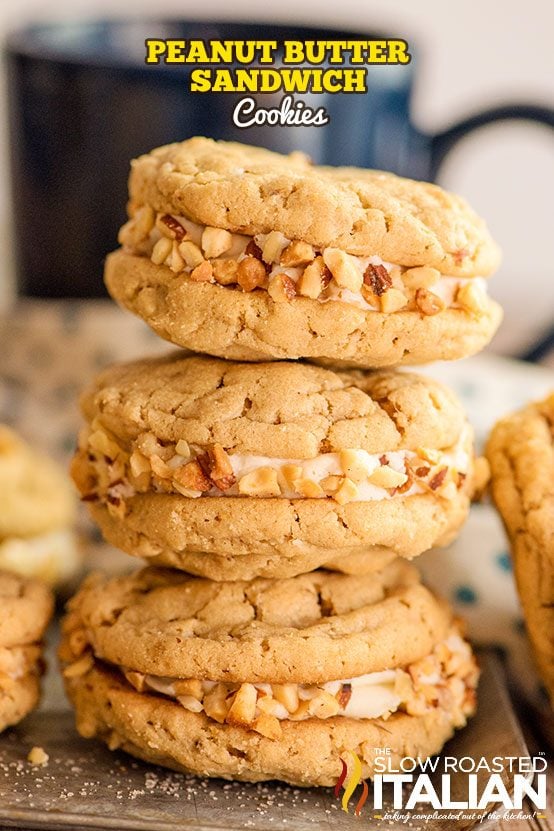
429, 103, 554, 363
429, 103, 554, 180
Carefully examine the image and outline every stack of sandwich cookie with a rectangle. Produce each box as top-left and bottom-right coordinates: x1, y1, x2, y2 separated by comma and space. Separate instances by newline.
60, 561, 478, 786
71, 354, 477, 580
63, 137, 500, 783
0, 570, 53, 732
107, 137, 502, 367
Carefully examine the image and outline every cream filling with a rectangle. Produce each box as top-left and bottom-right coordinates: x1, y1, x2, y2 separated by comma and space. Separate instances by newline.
218, 432, 470, 500
121, 209, 488, 312
87, 423, 471, 508
0, 529, 81, 586
131, 632, 475, 723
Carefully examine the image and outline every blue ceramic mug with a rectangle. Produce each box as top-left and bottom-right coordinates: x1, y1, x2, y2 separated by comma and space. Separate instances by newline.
6, 19, 554, 297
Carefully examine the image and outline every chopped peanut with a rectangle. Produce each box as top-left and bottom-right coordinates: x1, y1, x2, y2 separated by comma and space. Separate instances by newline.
238, 467, 282, 497
28, 747, 49, 766
150, 454, 173, 479
237, 257, 267, 292
272, 683, 299, 713
253, 713, 283, 740
63, 653, 94, 678
151, 237, 173, 265
172, 460, 212, 492
368, 466, 408, 489
200, 444, 236, 490
280, 240, 315, 267
226, 683, 258, 726
307, 690, 341, 718
287, 700, 311, 721
175, 439, 191, 458
415, 288, 445, 316
119, 205, 156, 247
360, 284, 380, 308
418, 447, 441, 464
261, 231, 289, 264
297, 257, 327, 299
380, 288, 408, 313
257, 695, 286, 717
279, 464, 303, 490
178, 240, 204, 269
323, 248, 362, 292
339, 449, 372, 482
334, 477, 359, 505
124, 670, 147, 692
190, 261, 213, 282
456, 282, 487, 315
137, 432, 172, 460
169, 242, 185, 273
88, 429, 121, 460
212, 258, 239, 285
176, 695, 204, 713
203, 685, 230, 723
320, 475, 342, 495
201, 226, 232, 259
267, 273, 297, 302
294, 478, 326, 498
173, 679, 203, 698
403, 266, 440, 290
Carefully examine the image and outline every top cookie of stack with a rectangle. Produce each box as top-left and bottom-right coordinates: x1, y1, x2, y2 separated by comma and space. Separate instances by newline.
106, 137, 502, 367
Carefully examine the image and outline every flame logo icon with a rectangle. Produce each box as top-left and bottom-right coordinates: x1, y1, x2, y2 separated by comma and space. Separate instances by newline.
335, 750, 369, 816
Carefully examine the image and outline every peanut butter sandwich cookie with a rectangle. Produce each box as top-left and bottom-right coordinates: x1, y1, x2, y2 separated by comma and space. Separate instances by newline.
0, 570, 53, 732
106, 137, 502, 367
60, 560, 478, 786
71, 353, 478, 580
487, 392, 554, 703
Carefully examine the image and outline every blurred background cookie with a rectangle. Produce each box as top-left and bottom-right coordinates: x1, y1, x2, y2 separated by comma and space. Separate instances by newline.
486, 391, 554, 704
0, 425, 82, 589
0, 570, 53, 732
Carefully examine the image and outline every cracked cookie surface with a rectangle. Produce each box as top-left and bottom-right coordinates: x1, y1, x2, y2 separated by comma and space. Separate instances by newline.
60, 560, 449, 682
126, 137, 499, 274
487, 393, 554, 703
71, 354, 476, 576
106, 137, 502, 367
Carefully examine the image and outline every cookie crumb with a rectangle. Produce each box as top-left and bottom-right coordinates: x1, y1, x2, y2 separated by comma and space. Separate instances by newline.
27, 747, 49, 766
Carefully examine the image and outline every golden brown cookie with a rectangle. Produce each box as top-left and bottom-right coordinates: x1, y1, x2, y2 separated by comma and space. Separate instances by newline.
0, 570, 53, 732
106, 137, 502, 367
486, 393, 554, 703
0, 426, 81, 587
0, 425, 75, 540
60, 562, 478, 785
71, 353, 477, 578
